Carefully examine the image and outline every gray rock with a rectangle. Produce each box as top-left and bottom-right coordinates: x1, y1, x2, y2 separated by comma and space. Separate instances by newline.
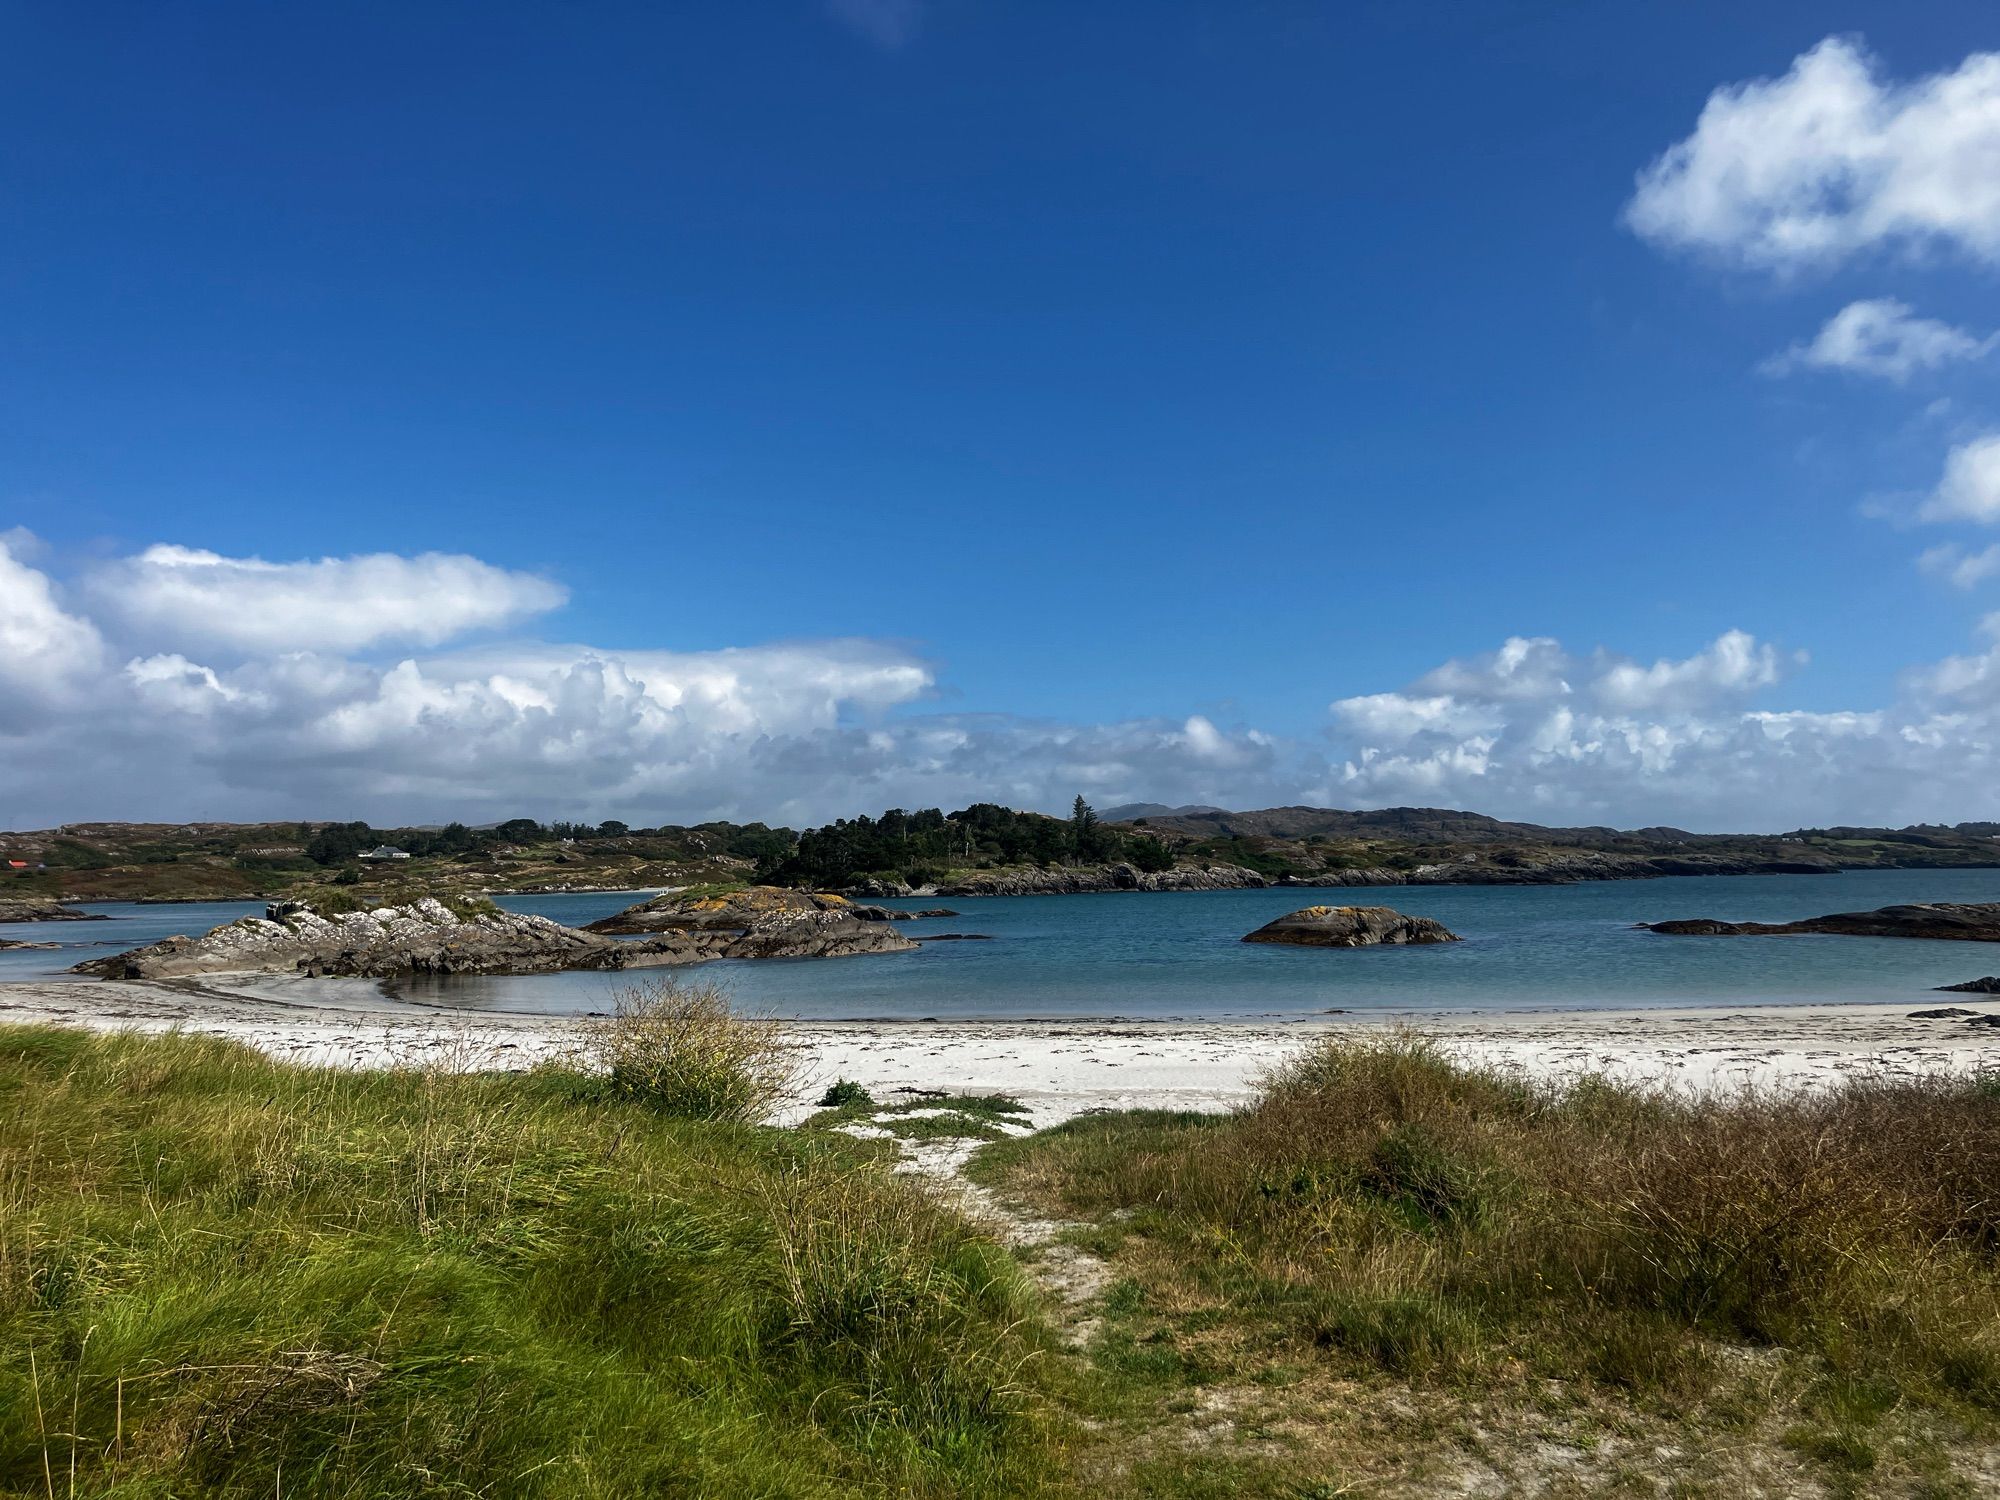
585, 887, 918, 959
1242, 905, 1461, 948
0, 898, 103, 922
1908, 1007, 1981, 1020
1644, 902, 2000, 942
1937, 975, 2000, 993
74, 897, 703, 980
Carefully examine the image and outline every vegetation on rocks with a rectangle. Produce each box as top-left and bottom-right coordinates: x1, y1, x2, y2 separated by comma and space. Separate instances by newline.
760, 801, 1173, 891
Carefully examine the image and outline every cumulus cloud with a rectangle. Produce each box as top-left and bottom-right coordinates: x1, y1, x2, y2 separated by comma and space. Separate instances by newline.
1626, 37, 2000, 271
1324, 629, 1996, 830
1762, 298, 1995, 380
1592, 630, 1786, 712
1920, 434, 2000, 525
0, 532, 104, 719
1919, 542, 2000, 589
5, 536, 2000, 831
85, 545, 567, 655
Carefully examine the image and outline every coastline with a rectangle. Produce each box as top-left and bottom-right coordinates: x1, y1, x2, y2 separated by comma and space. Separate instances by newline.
3, 976, 1991, 1128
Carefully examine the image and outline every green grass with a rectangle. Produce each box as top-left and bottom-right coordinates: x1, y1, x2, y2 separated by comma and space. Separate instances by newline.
289, 887, 502, 920
809, 1092, 1030, 1144
0, 1027, 1067, 1499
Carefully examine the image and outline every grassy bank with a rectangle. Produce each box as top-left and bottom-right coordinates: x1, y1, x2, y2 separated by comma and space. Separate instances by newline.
0, 1025, 1066, 1499
11, 1020, 2000, 1498
972, 1035, 2000, 1497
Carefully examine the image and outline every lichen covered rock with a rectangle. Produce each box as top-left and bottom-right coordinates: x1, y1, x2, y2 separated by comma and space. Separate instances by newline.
1242, 905, 1461, 948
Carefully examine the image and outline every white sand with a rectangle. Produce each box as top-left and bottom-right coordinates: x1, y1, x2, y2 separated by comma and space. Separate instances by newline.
3, 976, 1994, 1128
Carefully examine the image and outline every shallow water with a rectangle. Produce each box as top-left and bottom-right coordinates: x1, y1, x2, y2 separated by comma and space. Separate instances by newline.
12, 869, 1996, 1021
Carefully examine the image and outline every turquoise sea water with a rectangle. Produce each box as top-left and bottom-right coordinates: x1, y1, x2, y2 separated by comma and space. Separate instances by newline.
7, 868, 2000, 1020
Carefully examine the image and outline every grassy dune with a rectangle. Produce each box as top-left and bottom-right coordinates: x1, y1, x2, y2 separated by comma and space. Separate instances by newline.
0, 1026, 1065, 1499
972, 1036, 2000, 1496
8, 1018, 2000, 1498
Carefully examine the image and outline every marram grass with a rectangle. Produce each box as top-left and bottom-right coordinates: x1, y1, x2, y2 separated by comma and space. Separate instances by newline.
0, 1025, 1066, 1499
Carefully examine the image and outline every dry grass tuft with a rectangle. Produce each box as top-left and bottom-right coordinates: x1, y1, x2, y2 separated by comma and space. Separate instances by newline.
577, 976, 800, 1122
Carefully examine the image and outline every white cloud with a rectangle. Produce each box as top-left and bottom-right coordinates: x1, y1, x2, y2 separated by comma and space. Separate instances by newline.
1762, 298, 1994, 380
1919, 542, 2000, 588
5, 539, 2000, 831
1919, 433, 2000, 524
1626, 37, 2000, 271
1411, 636, 1573, 702
1323, 629, 1997, 831
86, 545, 567, 655
1591, 629, 1786, 712
0, 533, 105, 719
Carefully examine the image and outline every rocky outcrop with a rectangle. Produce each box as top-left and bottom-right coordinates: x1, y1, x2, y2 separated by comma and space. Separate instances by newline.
1937, 976, 2000, 993
73, 898, 699, 980
931, 863, 1269, 897
585, 887, 919, 959
1242, 905, 1461, 948
0, 898, 103, 922
0, 938, 61, 951
1643, 902, 2000, 942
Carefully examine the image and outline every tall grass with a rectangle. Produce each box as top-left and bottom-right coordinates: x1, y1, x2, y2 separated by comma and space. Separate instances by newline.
0, 1025, 1064, 1498
578, 977, 799, 1121
975, 1035, 2000, 1419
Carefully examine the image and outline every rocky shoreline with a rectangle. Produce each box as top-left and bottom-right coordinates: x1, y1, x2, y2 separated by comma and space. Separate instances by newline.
837, 849, 1860, 899
75, 888, 922, 981
0, 897, 104, 922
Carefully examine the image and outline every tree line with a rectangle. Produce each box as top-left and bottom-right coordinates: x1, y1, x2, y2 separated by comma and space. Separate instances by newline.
760, 799, 1174, 888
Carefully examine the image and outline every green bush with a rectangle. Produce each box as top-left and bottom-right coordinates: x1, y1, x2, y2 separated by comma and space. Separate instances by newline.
820, 1078, 874, 1109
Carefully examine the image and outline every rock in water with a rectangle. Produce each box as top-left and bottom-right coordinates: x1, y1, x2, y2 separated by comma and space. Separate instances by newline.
1643, 902, 2000, 942
1242, 905, 1461, 947
0, 898, 103, 922
585, 886, 919, 959
73, 897, 700, 980
1937, 976, 2000, 993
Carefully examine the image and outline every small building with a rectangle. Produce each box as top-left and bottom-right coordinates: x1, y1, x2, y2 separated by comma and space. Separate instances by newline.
358, 845, 413, 861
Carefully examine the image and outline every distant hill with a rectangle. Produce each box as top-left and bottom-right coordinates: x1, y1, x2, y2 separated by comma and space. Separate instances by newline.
1097, 803, 1228, 822
1102, 805, 1634, 845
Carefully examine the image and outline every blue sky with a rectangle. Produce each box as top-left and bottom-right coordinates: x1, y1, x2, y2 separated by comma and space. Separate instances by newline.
4, 2, 2000, 830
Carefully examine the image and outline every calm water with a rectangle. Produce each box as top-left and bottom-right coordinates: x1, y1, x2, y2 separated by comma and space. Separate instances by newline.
10, 869, 2000, 1020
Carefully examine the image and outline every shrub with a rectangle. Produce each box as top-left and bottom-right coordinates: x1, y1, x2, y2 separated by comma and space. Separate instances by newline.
581, 978, 799, 1122
979, 1034, 2000, 1421
820, 1078, 874, 1109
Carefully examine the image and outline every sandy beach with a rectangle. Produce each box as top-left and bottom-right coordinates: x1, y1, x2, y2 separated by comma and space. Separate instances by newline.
4, 976, 1994, 1128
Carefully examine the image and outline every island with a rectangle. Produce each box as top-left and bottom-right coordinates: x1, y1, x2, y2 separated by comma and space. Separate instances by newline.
74, 889, 917, 981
